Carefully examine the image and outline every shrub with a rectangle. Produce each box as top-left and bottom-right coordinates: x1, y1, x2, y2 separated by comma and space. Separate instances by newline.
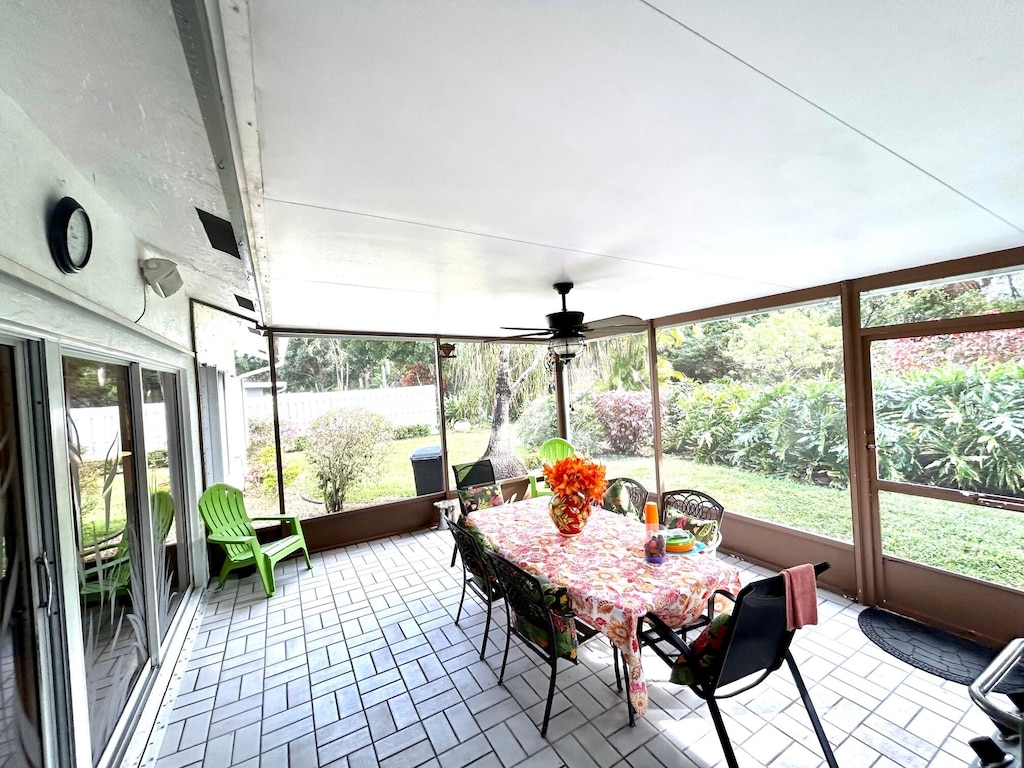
251, 450, 304, 497
146, 449, 168, 468
247, 417, 301, 456
443, 388, 488, 426
517, 395, 604, 455
663, 380, 749, 464
246, 417, 274, 462
305, 408, 395, 513
517, 447, 541, 471
394, 424, 433, 440
516, 396, 558, 450
663, 361, 1024, 495
663, 378, 849, 487
591, 391, 654, 455
732, 380, 849, 486
874, 362, 1024, 495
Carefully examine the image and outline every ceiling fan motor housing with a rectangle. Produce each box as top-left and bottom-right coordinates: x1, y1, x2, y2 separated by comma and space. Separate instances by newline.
548, 310, 585, 332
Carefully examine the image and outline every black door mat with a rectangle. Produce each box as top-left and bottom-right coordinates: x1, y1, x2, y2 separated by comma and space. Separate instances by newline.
858, 607, 1024, 691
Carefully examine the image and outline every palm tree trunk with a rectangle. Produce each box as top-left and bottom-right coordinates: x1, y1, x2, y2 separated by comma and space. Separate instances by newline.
483, 344, 527, 479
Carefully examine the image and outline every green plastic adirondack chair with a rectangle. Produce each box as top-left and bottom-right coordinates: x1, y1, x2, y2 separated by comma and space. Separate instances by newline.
528, 438, 576, 498
198, 483, 312, 597
80, 489, 176, 600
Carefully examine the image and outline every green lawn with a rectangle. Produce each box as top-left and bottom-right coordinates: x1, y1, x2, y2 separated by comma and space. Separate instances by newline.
281, 429, 1024, 590
79, 467, 172, 549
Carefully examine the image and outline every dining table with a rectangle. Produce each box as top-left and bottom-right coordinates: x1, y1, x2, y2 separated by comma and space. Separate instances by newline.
467, 495, 742, 716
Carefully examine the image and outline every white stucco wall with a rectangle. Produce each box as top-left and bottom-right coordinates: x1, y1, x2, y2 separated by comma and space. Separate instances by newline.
0, 86, 192, 349
0, 77, 212, 768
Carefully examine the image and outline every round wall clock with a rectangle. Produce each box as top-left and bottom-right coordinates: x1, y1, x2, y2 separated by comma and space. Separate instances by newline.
47, 196, 93, 274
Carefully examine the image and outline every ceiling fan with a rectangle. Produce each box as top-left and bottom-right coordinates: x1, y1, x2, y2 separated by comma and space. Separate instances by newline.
492, 282, 646, 360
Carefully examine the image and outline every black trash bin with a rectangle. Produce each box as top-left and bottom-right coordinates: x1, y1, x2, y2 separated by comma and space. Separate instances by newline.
410, 445, 444, 495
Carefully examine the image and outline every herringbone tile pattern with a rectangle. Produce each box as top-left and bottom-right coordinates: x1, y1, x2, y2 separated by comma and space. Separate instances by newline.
147, 528, 992, 767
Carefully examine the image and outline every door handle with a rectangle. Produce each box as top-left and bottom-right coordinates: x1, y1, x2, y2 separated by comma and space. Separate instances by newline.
35, 555, 53, 614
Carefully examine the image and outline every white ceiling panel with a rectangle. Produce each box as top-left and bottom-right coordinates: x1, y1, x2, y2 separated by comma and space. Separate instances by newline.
263, 199, 790, 335
236, 0, 1024, 334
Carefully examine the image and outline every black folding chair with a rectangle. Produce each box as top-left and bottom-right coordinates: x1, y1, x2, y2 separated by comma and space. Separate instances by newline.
453, 459, 496, 491
641, 562, 839, 768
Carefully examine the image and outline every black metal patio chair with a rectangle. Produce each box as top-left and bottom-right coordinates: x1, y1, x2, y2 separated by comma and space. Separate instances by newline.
448, 521, 503, 660
449, 459, 499, 566
483, 549, 608, 737
640, 561, 838, 768
603, 476, 648, 521
661, 488, 725, 553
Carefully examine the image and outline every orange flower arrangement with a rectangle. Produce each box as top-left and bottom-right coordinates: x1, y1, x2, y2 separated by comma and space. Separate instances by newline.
542, 455, 607, 506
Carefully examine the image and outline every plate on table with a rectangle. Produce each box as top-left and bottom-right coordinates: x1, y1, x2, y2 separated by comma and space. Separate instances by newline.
666, 541, 706, 556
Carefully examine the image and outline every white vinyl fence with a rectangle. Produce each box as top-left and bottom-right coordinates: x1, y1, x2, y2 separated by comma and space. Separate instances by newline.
68, 404, 170, 461
247, 386, 438, 432
67, 385, 439, 462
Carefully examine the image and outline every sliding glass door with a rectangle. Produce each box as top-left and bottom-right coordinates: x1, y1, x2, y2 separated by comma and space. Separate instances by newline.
0, 344, 45, 767
64, 357, 151, 765
140, 369, 189, 641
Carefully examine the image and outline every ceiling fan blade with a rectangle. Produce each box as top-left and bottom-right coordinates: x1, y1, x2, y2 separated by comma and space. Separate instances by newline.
483, 331, 551, 343
501, 326, 550, 332
581, 314, 647, 332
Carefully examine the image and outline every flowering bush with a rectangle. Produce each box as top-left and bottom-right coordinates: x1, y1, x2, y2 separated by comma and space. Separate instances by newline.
247, 417, 301, 457
400, 362, 435, 386
592, 391, 654, 455
891, 326, 1024, 372
542, 455, 607, 506
305, 408, 394, 513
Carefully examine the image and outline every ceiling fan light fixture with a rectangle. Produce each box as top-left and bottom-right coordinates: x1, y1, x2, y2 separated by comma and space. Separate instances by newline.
548, 333, 584, 361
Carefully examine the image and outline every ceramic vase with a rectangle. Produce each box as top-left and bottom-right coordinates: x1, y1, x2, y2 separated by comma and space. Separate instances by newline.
548, 495, 592, 537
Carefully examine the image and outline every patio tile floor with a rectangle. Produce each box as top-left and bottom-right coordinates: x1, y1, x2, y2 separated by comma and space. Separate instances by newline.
145, 527, 994, 767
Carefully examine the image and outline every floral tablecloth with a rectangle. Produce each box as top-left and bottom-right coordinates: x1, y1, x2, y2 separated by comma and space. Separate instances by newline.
468, 496, 742, 716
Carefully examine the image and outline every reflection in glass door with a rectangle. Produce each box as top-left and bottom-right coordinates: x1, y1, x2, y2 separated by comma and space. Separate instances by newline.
64, 357, 150, 765
869, 328, 1024, 591
141, 369, 188, 640
0, 345, 44, 766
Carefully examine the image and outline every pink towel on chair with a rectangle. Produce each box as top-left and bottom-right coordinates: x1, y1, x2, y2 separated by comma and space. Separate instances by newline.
782, 564, 818, 630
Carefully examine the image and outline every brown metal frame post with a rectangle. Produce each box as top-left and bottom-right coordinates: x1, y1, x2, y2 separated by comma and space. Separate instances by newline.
646, 320, 663, 500
554, 358, 569, 439
188, 300, 207, 486
840, 281, 878, 605
434, 339, 451, 495
266, 328, 287, 516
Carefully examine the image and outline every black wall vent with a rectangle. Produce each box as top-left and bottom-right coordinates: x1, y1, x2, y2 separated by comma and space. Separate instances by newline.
235, 295, 255, 312
196, 208, 241, 258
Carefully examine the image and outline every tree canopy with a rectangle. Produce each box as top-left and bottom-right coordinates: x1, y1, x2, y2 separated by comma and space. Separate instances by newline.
274, 337, 435, 392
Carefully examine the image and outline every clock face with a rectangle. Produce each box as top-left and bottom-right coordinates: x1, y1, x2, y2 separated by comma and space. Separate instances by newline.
66, 208, 90, 266
48, 197, 92, 273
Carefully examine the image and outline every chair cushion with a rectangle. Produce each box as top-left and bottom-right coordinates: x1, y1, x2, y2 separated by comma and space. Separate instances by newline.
665, 512, 719, 545
669, 612, 732, 686
602, 479, 636, 517
512, 579, 579, 661
459, 516, 493, 554
457, 483, 504, 516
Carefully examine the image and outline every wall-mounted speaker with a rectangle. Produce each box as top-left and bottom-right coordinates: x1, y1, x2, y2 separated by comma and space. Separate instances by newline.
139, 258, 184, 298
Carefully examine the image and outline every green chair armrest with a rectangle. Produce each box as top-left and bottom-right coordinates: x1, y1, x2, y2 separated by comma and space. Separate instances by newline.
209, 533, 257, 545
80, 553, 128, 579
250, 515, 305, 534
